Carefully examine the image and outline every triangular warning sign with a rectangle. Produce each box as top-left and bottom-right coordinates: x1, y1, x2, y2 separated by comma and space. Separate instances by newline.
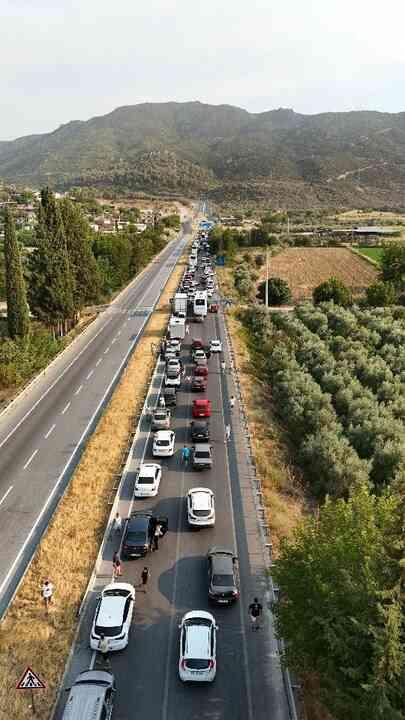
16, 666, 46, 690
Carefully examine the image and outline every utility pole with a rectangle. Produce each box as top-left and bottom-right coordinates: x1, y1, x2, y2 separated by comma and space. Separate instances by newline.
265, 246, 269, 308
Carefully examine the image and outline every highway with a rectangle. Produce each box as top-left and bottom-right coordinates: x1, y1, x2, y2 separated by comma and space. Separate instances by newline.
0, 217, 192, 616
55, 254, 290, 719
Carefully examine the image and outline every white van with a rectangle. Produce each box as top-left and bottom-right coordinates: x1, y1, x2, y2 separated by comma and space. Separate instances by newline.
193, 291, 208, 321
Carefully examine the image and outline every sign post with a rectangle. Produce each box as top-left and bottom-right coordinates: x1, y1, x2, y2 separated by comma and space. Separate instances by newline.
16, 666, 46, 716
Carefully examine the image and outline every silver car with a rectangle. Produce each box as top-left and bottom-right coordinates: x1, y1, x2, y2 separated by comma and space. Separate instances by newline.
62, 670, 115, 720
151, 408, 171, 430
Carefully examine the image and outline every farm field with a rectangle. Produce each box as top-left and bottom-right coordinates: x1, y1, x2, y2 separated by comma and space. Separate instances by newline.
356, 246, 384, 264
265, 247, 377, 302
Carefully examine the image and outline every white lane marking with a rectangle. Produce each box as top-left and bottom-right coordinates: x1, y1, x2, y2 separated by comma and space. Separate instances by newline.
23, 449, 39, 470
117, 330, 121, 337
0, 308, 158, 602
0, 318, 112, 452
61, 402, 71, 415
74, 385, 83, 396
44, 423, 56, 439
86, 370, 94, 380
0, 486, 13, 507
95, 358, 102, 367
123, 321, 128, 327
104, 346, 110, 355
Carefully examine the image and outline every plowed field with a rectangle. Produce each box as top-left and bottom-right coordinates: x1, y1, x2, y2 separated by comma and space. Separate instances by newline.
265, 248, 377, 302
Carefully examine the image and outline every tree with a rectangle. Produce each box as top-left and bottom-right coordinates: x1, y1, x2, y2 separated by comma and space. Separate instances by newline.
258, 277, 292, 305
59, 199, 101, 312
313, 277, 352, 306
272, 485, 405, 720
366, 281, 397, 307
381, 243, 405, 290
3, 209, 29, 339
28, 189, 74, 334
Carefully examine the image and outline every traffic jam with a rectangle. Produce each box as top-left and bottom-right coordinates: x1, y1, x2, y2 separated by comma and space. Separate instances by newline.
62, 221, 241, 718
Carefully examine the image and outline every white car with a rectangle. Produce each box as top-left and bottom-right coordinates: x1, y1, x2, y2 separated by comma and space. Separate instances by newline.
179, 611, 217, 682
134, 463, 162, 497
187, 488, 215, 527
167, 339, 181, 353
153, 430, 175, 457
165, 374, 181, 387
90, 583, 135, 651
210, 339, 222, 353
193, 349, 206, 362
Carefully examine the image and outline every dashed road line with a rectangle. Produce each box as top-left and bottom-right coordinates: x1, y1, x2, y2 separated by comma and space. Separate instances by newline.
104, 346, 110, 355
95, 358, 102, 367
86, 370, 94, 380
61, 402, 71, 415
74, 385, 83, 396
23, 449, 39, 470
0, 486, 13, 506
44, 423, 56, 439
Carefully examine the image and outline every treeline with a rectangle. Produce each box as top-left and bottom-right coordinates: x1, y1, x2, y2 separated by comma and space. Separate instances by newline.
0, 189, 173, 391
241, 303, 405, 718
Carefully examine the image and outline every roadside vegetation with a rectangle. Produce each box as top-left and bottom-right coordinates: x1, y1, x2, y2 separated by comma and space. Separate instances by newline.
0, 240, 190, 720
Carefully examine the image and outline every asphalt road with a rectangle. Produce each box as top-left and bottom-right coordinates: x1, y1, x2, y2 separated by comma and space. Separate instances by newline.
55, 260, 290, 720
0, 217, 193, 616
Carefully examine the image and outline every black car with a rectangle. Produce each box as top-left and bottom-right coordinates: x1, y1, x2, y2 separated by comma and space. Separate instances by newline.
122, 511, 168, 559
190, 420, 209, 442
207, 547, 239, 604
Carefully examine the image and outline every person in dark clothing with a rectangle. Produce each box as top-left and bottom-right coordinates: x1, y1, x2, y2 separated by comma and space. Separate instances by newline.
249, 598, 263, 630
141, 567, 150, 591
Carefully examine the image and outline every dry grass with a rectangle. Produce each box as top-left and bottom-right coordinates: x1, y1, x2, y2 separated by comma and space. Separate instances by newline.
0, 241, 191, 720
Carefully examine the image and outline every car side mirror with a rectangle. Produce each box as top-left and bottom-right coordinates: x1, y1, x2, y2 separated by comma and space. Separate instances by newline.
215, 625, 219, 630
178, 624, 182, 629
65, 687, 71, 692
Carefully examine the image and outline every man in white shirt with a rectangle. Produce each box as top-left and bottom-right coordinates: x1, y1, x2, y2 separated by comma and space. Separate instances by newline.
42, 580, 54, 611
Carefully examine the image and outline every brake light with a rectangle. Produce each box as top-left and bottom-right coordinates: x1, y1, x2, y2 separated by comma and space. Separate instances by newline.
208, 660, 215, 669
181, 659, 186, 669
232, 590, 239, 597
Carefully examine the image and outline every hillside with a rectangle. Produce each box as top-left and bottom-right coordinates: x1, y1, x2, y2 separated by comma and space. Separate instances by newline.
1, 102, 405, 207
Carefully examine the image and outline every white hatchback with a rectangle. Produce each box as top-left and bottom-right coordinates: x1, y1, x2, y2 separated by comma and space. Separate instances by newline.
134, 463, 162, 497
209, 339, 222, 353
153, 430, 175, 457
179, 611, 217, 682
187, 488, 215, 527
90, 582, 135, 651
165, 374, 181, 387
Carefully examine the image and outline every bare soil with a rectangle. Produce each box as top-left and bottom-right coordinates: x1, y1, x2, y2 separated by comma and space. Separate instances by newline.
263, 247, 378, 302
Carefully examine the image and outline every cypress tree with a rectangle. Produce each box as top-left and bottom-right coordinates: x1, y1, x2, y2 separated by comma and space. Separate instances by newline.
3, 208, 29, 339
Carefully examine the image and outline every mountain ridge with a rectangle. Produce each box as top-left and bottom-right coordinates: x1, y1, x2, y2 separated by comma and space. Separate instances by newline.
1, 101, 405, 208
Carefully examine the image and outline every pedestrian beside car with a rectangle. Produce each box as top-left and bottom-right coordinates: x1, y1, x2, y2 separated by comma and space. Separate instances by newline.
249, 598, 263, 630
185, 324, 190, 335
220, 359, 226, 373
182, 445, 190, 465
159, 395, 166, 408
152, 522, 163, 551
141, 567, 150, 592
112, 512, 122, 535
42, 580, 54, 612
225, 424, 231, 442
230, 395, 236, 410
98, 634, 110, 666
112, 552, 122, 578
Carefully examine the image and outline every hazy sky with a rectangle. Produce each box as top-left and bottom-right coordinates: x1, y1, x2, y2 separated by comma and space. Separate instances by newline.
1, 0, 405, 140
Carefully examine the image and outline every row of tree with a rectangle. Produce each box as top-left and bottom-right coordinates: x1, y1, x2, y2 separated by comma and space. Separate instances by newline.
2, 189, 173, 340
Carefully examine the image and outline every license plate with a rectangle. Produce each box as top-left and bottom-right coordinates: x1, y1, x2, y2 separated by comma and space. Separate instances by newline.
218, 599, 228, 604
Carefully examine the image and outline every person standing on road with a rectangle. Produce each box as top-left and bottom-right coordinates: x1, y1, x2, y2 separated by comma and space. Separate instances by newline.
230, 395, 236, 410
225, 424, 231, 442
42, 580, 54, 612
112, 512, 122, 535
182, 445, 190, 465
159, 395, 166, 408
220, 359, 226, 373
141, 567, 150, 592
185, 324, 190, 336
153, 522, 163, 551
249, 598, 263, 630
113, 552, 122, 578
98, 634, 110, 666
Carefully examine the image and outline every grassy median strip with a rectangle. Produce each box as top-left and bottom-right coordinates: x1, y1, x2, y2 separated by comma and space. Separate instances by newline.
0, 245, 189, 720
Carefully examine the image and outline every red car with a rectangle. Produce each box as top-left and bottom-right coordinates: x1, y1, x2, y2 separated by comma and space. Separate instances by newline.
191, 338, 204, 351
191, 376, 207, 392
209, 303, 219, 313
192, 399, 212, 418
194, 365, 208, 378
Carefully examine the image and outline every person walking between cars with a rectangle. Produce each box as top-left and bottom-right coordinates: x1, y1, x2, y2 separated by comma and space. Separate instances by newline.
153, 522, 163, 551
98, 634, 110, 666
249, 598, 263, 630
225, 424, 231, 442
141, 567, 150, 592
182, 445, 190, 465
230, 395, 236, 410
112, 552, 122, 578
42, 580, 54, 612
185, 323, 190, 335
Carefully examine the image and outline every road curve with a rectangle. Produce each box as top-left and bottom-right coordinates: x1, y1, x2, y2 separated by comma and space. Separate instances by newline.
0, 217, 192, 616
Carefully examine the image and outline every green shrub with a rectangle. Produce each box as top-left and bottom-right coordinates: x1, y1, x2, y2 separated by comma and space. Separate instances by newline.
257, 277, 292, 305
366, 281, 397, 307
313, 277, 352, 306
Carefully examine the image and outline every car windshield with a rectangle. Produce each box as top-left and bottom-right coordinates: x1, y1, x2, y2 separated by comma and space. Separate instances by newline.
126, 531, 146, 542
154, 413, 166, 421
196, 451, 211, 459
95, 624, 122, 637
157, 439, 170, 446
138, 475, 154, 484
185, 659, 210, 670
212, 574, 234, 586
193, 509, 210, 517
103, 589, 130, 597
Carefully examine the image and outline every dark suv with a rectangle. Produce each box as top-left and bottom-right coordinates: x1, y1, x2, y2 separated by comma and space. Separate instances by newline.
207, 547, 239, 604
190, 420, 209, 442
122, 512, 168, 558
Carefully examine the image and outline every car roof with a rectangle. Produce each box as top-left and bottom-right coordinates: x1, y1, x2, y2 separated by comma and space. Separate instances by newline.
194, 443, 211, 451
139, 464, 160, 477
154, 430, 172, 439
66, 672, 114, 717
97, 594, 127, 628
184, 625, 211, 659
193, 399, 210, 406
192, 419, 208, 426
189, 488, 213, 509
211, 554, 234, 574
